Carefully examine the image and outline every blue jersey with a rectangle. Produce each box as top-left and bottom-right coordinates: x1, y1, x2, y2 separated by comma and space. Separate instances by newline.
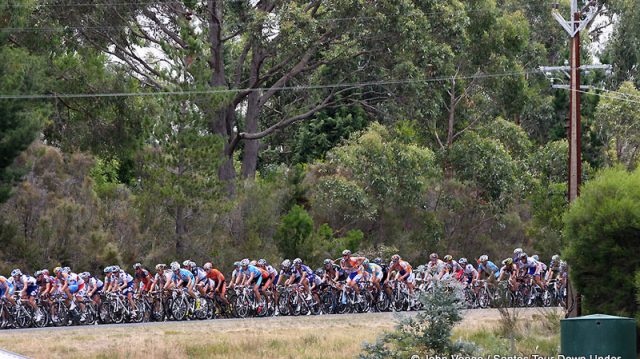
478, 261, 500, 278
173, 269, 194, 283
242, 265, 262, 279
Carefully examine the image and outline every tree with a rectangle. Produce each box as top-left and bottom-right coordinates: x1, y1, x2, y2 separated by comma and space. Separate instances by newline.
0, 5, 50, 202
138, 96, 223, 258
564, 167, 640, 317
595, 82, 640, 170
44, 0, 467, 189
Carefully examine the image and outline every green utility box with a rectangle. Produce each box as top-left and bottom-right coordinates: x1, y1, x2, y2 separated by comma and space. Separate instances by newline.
561, 314, 636, 358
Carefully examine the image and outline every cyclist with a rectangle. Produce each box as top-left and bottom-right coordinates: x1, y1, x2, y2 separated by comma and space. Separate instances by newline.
461, 260, 479, 287
441, 255, 462, 281
477, 255, 500, 282
184, 261, 209, 297
10, 269, 38, 311
387, 254, 415, 299
363, 259, 384, 293
0, 275, 15, 305
513, 248, 524, 263
229, 261, 244, 288
545, 255, 562, 283
133, 263, 153, 294
34, 270, 53, 298
498, 258, 518, 288
427, 253, 444, 279
518, 252, 545, 289
169, 261, 197, 300
55, 267, 86, 317
323, 258, 346, 286
111, 266, 136, 315
150, 264, 172, 293
238, 259, 265, 312
292, 258, 316, 303
81, 272, 103, 306
203, 262, 228, 306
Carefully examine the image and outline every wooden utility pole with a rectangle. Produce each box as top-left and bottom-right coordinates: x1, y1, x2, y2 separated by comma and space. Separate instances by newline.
548, 0, 600, 318
551, 0, 599, 202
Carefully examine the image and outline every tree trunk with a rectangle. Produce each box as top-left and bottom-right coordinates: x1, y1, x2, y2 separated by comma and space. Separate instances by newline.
444, 78, 456, 180
241, 46, 263, 179
175, 205, 186, 257
208, 0, 237, 193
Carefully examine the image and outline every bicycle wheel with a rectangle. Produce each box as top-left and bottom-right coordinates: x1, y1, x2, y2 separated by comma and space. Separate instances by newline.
375, 290, 391, 312
171, 298, 188, 321
234, 295, 250, 319
14, 306, 32, 328
152, 298, 164, 321
32, 305, 49, 328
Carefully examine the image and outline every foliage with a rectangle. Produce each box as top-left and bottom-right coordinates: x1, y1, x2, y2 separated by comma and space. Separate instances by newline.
595, 82, 640, 169
360, 284, 474, 358
138, 97, 223, 258
274, 205, 314, 261
564, 167, 640, 317
0, 144, 136, 273
448, 131, 520, 204
0, 46, 49, 202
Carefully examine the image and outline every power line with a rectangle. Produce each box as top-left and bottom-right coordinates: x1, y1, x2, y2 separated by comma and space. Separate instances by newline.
0, 69, 537, 100
569, 88, 640, 105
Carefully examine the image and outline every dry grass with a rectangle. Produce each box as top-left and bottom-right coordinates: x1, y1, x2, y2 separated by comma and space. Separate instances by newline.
0, 308, 558, 359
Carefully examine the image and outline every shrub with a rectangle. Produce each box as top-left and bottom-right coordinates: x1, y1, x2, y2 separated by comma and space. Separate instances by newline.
360, 284, 474, 358
564, 167, 640, 317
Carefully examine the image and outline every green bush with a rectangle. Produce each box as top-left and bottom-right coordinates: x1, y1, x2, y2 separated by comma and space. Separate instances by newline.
564, 167, 640, 317
360, 284, 474, 358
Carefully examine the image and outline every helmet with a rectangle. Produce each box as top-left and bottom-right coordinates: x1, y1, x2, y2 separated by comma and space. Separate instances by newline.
11, 269, 22, 277
249, 260, 257, 266
362, 259, 369, 267
54, 266, 63, 274
342, 249, 352, 256
103, 266, 112, 273
519, 252, 528, 259
80, 272, 90, 279
133, 263, 142, 270
35, 270, 43, 277
240, 259, 250, 267
203, 262, 212, 270
479, 255, 488, 262
281, 259, 291, 268
513, 248, 523, 255
182, 260, 192, 267
155, 264, 166, 271
390, 254, 400, 263
315, 269, 324, 276
559, 260, 568, 270
258, 259, 267, 266
233, 261, 241, 267
373, 258, 383, 265
63, 266, 71, 273
458, 258, 468, 266
293, 258, 302, 266
112, 265, 120, 272
42, 269, 49, 275
532, 255, 539, 261
429, 253, 438, 260
323, 259, 333, 265
170, 262, 180, 271
417, 265, 425, 272
443, 255, 453, 262
465, 264, 474, 272
552, 254, 560, 262
503, 258, 513, 266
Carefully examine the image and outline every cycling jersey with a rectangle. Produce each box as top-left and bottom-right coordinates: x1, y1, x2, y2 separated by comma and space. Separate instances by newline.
67, 272, 86, 294
326, 264, 346, 281
206, 269, 225, 283
191, 267, 208, 282
0, 276, 14, 296
478, 261, 500, 279
294, 265, 315, 281
340, 257, 363, 274
364, 263, 383, 280
88, 277, 104, 293
173, 269, 195, 283
426, 259, 444, 275
519, 258, 539, 276
444, 260, 463, 273
463, 264, 478, 284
